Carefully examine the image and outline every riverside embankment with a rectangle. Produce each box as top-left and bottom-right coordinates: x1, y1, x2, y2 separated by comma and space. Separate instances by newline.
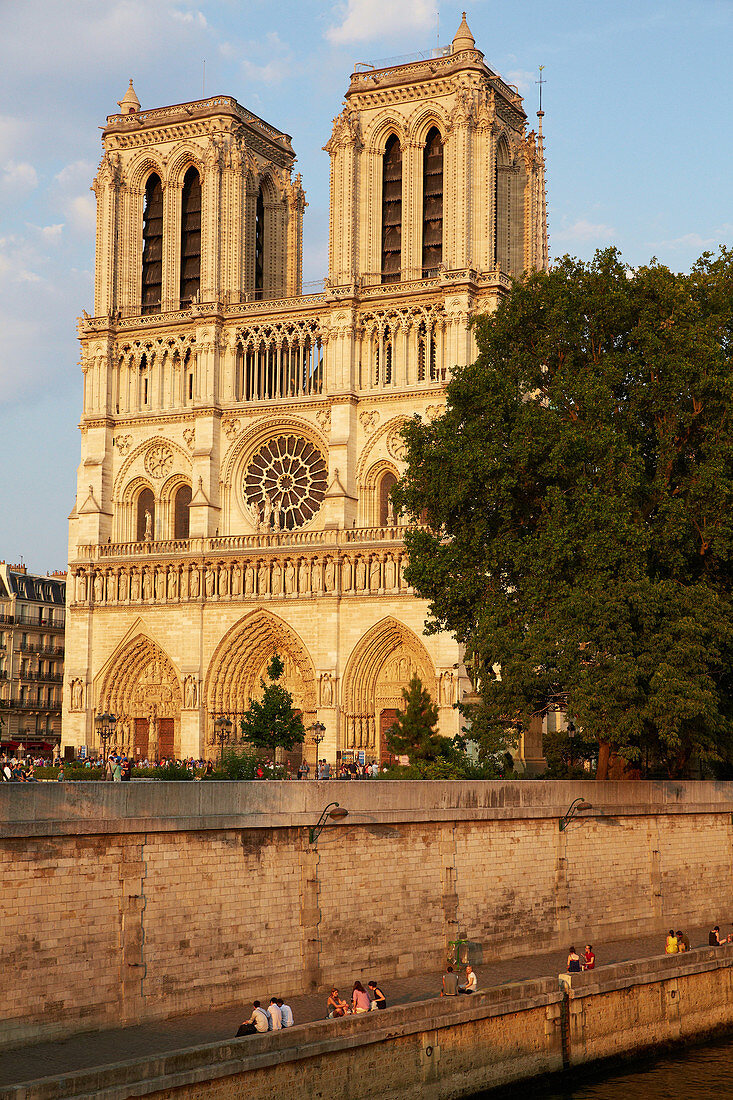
3, 780, 733, 1047
3, 946, 733, 1099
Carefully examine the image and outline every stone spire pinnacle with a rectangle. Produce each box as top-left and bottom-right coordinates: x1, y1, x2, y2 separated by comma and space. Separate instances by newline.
117, 79, 140, 114
452, 12, 475, 53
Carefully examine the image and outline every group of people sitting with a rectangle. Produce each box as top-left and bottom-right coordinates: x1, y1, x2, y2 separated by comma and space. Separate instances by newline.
236, 998, 294, 1035
665, 929, 692, 954
327, 980, 387, 1016
441, 964, 478, 996
566, 945, 596, 972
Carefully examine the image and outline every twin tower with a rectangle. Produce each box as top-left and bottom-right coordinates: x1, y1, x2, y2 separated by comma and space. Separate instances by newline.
63, 15, 548, 770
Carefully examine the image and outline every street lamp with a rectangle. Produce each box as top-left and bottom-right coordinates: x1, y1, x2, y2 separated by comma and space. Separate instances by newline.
95, 713, 117, 774
559, 797, 593, 831
309, 720, 326, 776
309, 801, 349, 845
209, 715, 234, 763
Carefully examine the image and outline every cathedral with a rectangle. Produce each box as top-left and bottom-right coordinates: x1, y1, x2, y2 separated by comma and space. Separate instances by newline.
61, 14, 548, 767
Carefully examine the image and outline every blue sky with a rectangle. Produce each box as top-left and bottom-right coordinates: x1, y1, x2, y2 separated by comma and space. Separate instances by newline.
1, 0, 731, 573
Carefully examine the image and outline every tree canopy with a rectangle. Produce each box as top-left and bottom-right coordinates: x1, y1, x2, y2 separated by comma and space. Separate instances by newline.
386, 675, 448, 762
393, 247, 733, 778
239, 653, 305, 758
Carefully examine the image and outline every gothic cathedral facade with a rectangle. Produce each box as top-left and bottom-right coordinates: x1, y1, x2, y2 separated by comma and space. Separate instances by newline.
62, 15, 548, 766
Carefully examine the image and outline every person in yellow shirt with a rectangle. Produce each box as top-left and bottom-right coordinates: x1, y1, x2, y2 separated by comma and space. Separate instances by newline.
665, 929, 678, 954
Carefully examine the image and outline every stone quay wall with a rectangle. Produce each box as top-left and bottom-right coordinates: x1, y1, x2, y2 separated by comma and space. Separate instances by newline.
2, 780, 733, 1048
4, 946, 733, 1100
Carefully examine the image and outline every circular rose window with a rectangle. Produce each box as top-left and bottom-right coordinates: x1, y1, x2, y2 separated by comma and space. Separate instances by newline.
244, 435, 328, 530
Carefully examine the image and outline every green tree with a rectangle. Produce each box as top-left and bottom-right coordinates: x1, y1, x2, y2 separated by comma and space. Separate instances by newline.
239, 653, 305, 759
386, 676, 451, 762
393, 247, 733, 779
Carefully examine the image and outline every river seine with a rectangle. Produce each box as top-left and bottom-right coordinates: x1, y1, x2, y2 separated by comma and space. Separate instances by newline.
472, 1033, 733, 1098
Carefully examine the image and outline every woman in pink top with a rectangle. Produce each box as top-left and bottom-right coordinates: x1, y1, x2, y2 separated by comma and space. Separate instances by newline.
352, 981, 370, 1013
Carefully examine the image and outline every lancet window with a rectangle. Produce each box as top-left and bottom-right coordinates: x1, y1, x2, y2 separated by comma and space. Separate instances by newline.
141, 174, 163, 314
495, 139, 510, 273
180, 167, 201, 307
422, 128, 443, 275
173, 484, 192, 539
381, 135, 402, 284
255, 187, 265, 299
378, 471, 398, 526
136, 488, 155, 542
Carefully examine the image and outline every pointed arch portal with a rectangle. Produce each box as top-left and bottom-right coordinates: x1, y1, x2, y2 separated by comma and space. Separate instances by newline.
342, 617, 437, 762
97, 634, 182, 760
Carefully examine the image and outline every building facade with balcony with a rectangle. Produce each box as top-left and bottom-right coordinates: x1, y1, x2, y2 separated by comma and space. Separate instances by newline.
0, 563, 65, 754
62, 15, 548, 766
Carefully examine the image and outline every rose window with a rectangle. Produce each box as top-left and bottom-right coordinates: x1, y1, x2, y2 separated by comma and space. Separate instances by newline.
244, 435, 328, 530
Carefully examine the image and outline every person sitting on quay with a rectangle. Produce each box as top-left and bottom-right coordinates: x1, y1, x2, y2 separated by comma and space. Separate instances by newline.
276, 998, 293, 1027
268, 997, 282, 1030
441, 965, 459, 996
567, 947, 583, 972
709, 925, 725, 946
676, 929, 689, 952
583, 945, 595, 970
665, 929, 679, 954
368, 980, 387, 1010
352, 980, 371, 1014
327, 988, 350, 1017
458, 964, 478, 994
236, 1000, 270, 1036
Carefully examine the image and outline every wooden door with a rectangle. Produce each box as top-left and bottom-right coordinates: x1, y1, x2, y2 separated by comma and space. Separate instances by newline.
379, 709, 400, 766
134, 718, 149, 759
159, 718, 174, 760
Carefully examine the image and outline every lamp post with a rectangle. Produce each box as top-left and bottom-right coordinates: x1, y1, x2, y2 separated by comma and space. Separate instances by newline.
95, 713, 117, 775
309, 720, 326, 777
208, 715, 234, 763
559, 797, 593, 831
309, 801, 349, 845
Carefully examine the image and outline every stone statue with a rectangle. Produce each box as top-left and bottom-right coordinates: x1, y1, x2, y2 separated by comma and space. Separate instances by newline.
441, 673, 453, 705
168, 568, 178, 600
262, 492, 273, 530
321, 674, 333, 706
76, 571, 87, 602
356, 557, 366, 591
311, 558, 322, 593
130, 570, 140, 601
93, 572, 103, 603
156, 566, 166, 599
184, 676, 197, 709
370, 557, 381, 591
143, 570, 152, 601
144, 509, 153, 541
205, 567, 215, 597
258, 560, 269, 595
341, 557, 352, 592
387, 496, 395, 525
71, 680, 83, 711
219, 565, 229, 596
271, 561, 282, 596
190, 567, 200, 598
106, 572, 116, 602
232, 563, 241, 595
285, 560, 295, 594
245, 564, 255, 595
385, 555, 396, 590
119, 570, 129, 602
252, 501, 261, 531
180, 567, 189, 601
324, 558, 335, 593
299, 558, 310, 593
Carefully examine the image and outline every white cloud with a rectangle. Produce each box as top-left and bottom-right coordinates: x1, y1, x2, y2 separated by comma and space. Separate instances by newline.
654, 232, 716, 251
0, 115, 23, 160
0, 161, 38, 194
240, 32, 297, 85
65, 195, 96, 234
505, 70, 535, 96
172, 7, 207, 28
553, 218, 616, 244
55, 160, 96, 188
33, 224, 65, 243
326, 0, 434, 45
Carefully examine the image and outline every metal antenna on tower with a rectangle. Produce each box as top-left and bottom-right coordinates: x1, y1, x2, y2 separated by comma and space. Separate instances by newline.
536, 65, 546, 117
436, 8, 440, 49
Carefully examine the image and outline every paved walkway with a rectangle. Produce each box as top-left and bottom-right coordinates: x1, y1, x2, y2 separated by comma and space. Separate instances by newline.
0, 924, 713, 1088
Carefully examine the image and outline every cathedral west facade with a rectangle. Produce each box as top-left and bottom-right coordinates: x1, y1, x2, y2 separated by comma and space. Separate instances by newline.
62, 15, 548, 766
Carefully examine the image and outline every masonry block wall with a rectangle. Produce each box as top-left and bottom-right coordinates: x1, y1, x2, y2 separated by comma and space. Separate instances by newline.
2, 781, 732, 1046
